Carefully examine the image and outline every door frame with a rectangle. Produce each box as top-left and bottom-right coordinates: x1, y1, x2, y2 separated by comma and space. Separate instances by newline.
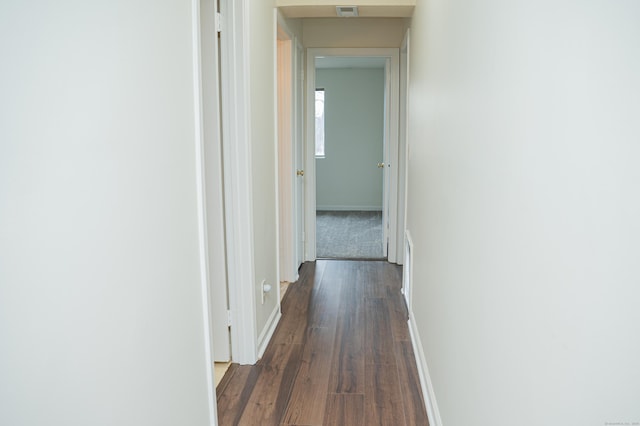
305, 48, 401, 262
218, 0, 258, 365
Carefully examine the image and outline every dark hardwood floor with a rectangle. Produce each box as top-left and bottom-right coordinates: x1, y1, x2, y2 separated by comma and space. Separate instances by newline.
216, 260, 429, 426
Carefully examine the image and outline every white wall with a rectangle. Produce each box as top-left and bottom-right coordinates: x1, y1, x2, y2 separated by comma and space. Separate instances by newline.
406, 1, 640, 425
303, 18, 407, 48
282, 15, 303, 37
316, 68, 385, 210
248, 0, 281, 345
0, 1, 214, 425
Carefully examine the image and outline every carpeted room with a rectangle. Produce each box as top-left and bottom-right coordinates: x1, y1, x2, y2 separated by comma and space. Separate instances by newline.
314, 64, 386, 259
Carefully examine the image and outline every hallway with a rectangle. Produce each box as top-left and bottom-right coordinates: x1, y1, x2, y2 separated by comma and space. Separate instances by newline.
216, 260, 428, 425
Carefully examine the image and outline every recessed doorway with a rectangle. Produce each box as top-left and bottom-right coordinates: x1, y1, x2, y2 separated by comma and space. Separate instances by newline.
305, 49, 400, 262
314, 56, 387, 259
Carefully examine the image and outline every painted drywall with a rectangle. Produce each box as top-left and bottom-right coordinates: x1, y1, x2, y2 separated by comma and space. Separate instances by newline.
248, 0, 281, 343
303, 18, 407, 48
282, 15, 303, 37
316, 68, 385, 211
0, 1, 214, 425
406, 0, 640, 425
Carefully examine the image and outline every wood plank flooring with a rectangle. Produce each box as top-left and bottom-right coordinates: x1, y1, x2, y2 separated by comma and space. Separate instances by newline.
216, 260, 428, 426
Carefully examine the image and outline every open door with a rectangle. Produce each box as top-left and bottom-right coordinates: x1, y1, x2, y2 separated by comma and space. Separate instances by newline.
203, 0, 231, 363
381, 57, 391, 259
277, 24, 295, 283
293, 40, 305, 270
277, 18, 308, 283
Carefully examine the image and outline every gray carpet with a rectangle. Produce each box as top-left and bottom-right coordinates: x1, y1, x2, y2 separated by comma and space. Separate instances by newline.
316, 210, 384, 259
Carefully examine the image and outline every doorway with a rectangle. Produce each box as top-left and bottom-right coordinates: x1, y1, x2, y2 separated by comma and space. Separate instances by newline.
314, 56, 386, 259
305, 48, 401, 263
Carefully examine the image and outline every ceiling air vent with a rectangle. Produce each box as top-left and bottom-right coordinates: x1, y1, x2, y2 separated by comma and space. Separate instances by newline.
336, 6, 359, 17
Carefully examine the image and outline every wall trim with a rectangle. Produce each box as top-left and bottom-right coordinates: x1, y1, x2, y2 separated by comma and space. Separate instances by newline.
257, 305, 282, 359
408, 310, 443, 426
316, 205, 383, 211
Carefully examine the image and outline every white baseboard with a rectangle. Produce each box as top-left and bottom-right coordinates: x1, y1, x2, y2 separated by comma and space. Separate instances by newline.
408, 310, 443, 426
316, 205, 382, 211
257, 304, 281, 359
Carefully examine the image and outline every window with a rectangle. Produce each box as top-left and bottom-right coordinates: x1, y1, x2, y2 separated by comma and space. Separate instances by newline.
315, 89, 325, 158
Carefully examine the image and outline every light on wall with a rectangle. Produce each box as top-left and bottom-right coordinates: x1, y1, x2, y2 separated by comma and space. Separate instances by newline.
336, 6, 359, 17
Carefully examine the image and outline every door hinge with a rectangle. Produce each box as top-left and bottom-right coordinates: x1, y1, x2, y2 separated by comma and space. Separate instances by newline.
227, 310, 232, 327
216, 12, 222, 33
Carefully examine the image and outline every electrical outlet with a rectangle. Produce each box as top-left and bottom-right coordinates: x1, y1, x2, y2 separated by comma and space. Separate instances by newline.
260, 279, 272, 304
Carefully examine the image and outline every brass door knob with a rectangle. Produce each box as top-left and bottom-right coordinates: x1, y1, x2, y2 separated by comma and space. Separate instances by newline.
296, 169, 305, 177
377, 162, 385, 168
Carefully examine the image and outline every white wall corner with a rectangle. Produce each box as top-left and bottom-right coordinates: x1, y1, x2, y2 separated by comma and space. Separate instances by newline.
408, 310, 443, 426
257, 304, 282, 359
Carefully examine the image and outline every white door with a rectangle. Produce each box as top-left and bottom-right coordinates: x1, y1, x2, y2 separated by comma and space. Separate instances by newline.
277, 24, 297, 283
294, 41, 305, 269
205, 0, 230, 362
382, 61, 390, 259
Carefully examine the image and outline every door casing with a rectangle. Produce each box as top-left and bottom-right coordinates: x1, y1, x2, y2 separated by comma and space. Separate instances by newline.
305, 48, 401, 263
